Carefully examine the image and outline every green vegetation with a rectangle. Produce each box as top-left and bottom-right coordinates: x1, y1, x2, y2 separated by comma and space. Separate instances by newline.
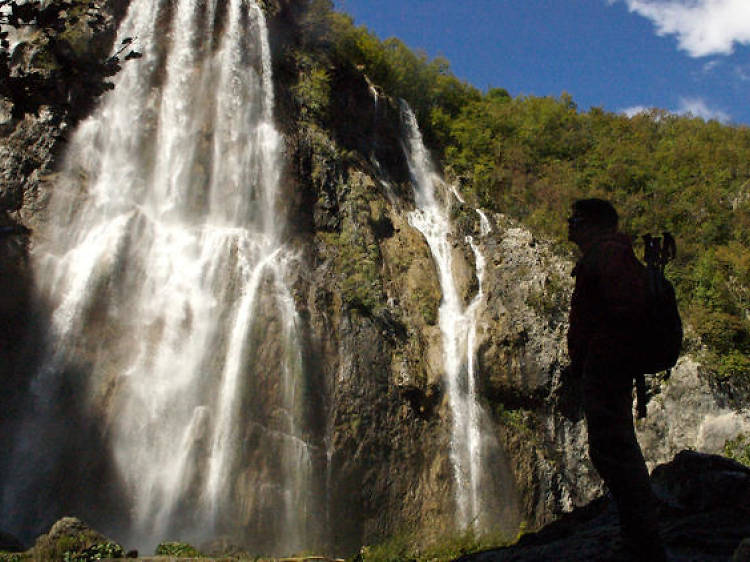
412, 284, 438, 325
291, 52, 331, 123
293, 0, 478, 147
443, 95, 750, 396
27, 531, 124, 562
338, 221, 383, 314
495, 404, 532, 434
296, 1, 750, 397
0, 554, 29, 562
62, 542, 124, 561
326, 12, 479, 148
154, 541, 201, 557
350, 527, 514, 562
724, 433, 750, 467
316, 172, 386, 316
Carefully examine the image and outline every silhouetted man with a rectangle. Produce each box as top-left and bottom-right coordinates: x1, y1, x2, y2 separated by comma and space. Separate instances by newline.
567, 198, 666, 561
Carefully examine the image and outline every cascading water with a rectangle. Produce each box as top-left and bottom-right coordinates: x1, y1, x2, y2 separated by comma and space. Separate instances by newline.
2, 0, 315, 553
400, 103, 500, 531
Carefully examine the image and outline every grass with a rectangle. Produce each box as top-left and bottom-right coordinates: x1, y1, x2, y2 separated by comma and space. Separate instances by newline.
351, 526, 517, 562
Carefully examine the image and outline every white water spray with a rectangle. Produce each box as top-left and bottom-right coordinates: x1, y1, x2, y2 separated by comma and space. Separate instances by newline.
477, 209, 492, 236
400, 103, 492, 529
5, 0, 313, 552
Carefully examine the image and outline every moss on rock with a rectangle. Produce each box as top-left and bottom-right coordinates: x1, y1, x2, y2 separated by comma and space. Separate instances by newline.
27, 517, 124, 562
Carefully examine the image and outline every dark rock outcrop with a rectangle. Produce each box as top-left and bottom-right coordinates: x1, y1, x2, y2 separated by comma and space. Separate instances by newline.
457, 451, 750, 561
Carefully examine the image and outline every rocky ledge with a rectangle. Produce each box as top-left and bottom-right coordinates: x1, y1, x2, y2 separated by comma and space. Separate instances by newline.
457, 450, 750, 561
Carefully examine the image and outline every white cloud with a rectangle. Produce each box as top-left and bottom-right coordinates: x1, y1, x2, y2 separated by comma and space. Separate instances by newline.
675, 97, 730, 121
612, 0, 750, 57
620, 97, 730, 122
702, 59, 721, 73
622, 105, 652, 117
736, 64, 750, 81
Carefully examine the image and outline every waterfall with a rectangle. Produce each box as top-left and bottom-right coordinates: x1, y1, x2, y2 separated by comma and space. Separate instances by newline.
2, 0, 314, 553
400, 103, 494, 530
477, 209, 492, 236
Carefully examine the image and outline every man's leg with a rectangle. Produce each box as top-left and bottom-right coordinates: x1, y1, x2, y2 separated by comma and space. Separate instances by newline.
584, 372, 666, 560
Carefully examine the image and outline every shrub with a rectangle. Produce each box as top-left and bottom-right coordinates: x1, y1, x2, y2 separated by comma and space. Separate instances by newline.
724, 433, 750, 467
0, 554, 29, 562
154, 542, 201, 557
63, 542, 124, 561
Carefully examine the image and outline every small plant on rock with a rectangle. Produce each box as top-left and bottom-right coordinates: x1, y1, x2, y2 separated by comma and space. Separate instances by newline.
155, 542, 201, 557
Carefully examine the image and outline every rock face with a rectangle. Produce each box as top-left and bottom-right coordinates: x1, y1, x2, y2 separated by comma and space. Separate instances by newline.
637, 358, 750, 469
0, 106, 64, 220
0, 0, 128, 222
457, 451, 750, 562
1, 0, 748, 558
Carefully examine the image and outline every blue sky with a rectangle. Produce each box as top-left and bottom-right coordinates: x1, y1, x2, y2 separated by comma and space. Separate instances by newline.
333, 0, 750, 126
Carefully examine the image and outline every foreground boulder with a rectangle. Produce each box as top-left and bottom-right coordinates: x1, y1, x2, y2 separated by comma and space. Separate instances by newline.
457, 451, 750, 561
28, 516, 124, 561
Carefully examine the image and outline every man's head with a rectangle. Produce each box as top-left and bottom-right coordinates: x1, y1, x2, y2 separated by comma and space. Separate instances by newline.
568, 198, 618, 248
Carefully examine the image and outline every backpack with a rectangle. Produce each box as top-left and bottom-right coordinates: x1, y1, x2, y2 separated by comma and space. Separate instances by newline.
635, 232, 683, 418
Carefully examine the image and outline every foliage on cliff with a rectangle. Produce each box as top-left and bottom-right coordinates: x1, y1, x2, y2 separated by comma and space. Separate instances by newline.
291, 0, 478, 146
442, 94, 750, 399
295, 0, 750, 398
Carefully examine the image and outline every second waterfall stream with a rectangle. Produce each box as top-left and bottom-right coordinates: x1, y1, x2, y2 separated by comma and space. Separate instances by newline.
400, 102, 504, 531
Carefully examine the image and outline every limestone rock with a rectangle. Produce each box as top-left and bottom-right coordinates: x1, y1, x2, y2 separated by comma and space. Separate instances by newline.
637, 358, 750, 469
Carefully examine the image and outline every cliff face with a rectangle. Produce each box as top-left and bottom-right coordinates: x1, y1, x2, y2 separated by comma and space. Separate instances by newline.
269, 8, 592, 547
263, 4, 750, 549
1, 0, 748, 557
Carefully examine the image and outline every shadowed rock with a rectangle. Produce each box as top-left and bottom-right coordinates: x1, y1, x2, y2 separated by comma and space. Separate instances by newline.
456, 451, 750, 561
0, 529, 24, 552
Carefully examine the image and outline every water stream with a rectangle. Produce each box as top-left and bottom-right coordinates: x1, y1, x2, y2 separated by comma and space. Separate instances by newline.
2, 0, 313, 553
400, 103, 493, 530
